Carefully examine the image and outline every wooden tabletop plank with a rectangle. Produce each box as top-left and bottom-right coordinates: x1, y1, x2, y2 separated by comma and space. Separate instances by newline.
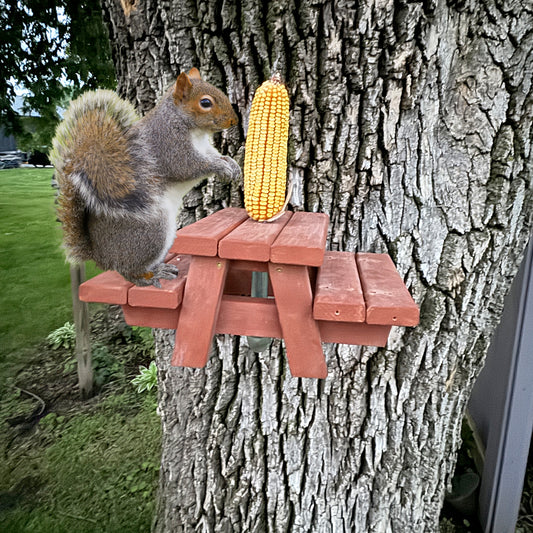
313, 251, 366, 322
170, 208, 249, 256
218, 211, 292, 261
79, 270, 132, 305
270, 212, 329, 266
356, 253, 419, 326
127, 255, 190, 309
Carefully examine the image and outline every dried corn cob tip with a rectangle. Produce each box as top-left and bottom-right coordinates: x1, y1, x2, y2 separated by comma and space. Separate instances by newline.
243, 74, 290, 222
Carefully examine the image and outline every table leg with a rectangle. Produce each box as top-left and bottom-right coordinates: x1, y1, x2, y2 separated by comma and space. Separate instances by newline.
172, 256, 229, 367
268, 263, 327, 378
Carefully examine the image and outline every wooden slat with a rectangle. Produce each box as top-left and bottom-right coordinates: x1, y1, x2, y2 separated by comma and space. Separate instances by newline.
123, 296, 391, 351
313, 251, 366, 322
218, 211, 292, 261
356, 253, 420, 326
171, 256, 229, 367
270, 212, 329, 266
216, 295, 390, 348
268, 262, 327, 378
170, 208, 249, 256
227, 260, 269, 272
319, 321, 391, 347
128, 255, 190, 309
216, 296, 282, 338
78, 270, 132, 305
121, 304, 179, 329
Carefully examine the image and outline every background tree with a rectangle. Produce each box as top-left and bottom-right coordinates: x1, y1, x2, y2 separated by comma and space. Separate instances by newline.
99, 0, 532, 530
0, 0, 114, 152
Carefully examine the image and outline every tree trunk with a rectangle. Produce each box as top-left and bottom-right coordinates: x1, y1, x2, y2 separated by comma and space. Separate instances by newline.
100, 0, 532, 530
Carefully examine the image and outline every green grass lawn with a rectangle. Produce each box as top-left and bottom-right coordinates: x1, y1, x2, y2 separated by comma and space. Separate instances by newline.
0, 167, 160, 532
1, 390, 161, 533
0, 168, 99, 371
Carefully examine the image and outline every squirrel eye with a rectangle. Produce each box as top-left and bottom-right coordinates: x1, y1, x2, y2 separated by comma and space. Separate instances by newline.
199, 97, 214, 110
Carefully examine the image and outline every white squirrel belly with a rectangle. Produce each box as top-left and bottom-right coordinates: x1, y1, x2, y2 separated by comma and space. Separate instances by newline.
165, 177, 205, 214
190, 129, 221, 158
161, 129, 222, 214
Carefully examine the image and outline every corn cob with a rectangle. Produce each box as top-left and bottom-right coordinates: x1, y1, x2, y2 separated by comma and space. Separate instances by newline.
244, 74, 290, 221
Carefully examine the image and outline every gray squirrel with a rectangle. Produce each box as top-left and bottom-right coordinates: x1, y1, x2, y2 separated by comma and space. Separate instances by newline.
50, 68, 240, 287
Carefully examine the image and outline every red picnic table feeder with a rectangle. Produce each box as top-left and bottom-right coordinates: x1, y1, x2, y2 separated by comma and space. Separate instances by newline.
79, 207, 419, 378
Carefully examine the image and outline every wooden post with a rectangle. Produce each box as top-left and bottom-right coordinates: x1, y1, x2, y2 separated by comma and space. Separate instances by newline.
70, 263, 93, 399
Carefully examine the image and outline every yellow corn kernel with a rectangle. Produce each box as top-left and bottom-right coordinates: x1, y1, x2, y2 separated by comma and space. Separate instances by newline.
244, 73, 290, 221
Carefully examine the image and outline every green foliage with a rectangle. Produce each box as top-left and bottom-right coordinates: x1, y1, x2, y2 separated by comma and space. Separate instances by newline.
124, 326, 155, 358
39, 412, 66, 432
0, 167, 163, 531
132, 361, 158, 394
1, 0, 115, 151
0, 392, 161, 533
46, 322, 75, 350
92, 344, 123, 388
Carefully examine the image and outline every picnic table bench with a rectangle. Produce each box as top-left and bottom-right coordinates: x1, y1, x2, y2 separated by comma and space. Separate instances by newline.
79, 208, 419, 378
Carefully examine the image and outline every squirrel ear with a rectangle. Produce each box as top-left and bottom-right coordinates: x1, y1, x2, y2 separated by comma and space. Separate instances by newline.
188, 67, 202, 80
174, 72, 193, 103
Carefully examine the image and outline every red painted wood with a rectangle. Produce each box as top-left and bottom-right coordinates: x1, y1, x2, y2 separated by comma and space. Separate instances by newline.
319, 321, 391, 347
313, 251, 366, 322
223, 269, 253, 296
78, 270, 132, 305
170, 208, 249, 256
268, 262, 328, 378
270, 212, 329, 266
216, 296, 282, 337
122, 296, 390, 360
215, 295, 390, 360
356, 253, 420, 326
128, 255, 191, 309
218, 211, 292, 261
215, 295, 390, 347
121, 304, 179, 329
171, 256, 229, 367
78, 206, 420, 377
227, 260, 269, 272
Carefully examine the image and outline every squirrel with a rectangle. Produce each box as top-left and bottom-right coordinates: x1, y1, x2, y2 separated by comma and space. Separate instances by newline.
50, 68, 241, 287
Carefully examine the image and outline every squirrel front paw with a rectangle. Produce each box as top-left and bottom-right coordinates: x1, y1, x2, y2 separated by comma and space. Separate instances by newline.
219, 156, 242, 182
133, 263, 179, 288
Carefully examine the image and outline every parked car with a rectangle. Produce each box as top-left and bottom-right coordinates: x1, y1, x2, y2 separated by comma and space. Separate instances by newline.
0, 151, 23, 169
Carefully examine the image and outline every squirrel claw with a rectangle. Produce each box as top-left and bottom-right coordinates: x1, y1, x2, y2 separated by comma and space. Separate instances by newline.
152, 263, 180, 281
133, 263, 179, 288
220, 156, 242, 182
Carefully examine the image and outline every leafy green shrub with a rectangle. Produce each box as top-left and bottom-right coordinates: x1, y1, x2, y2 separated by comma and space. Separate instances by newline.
132, 361, 158, 393
123, 326, 155, 357
46, 322, 76, 350
93, 344, 123, 388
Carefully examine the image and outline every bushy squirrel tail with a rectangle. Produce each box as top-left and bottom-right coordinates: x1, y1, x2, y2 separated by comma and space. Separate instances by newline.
50, 90, 140, 263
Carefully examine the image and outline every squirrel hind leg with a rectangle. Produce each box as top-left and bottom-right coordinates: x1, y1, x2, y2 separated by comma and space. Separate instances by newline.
128, 263, 180, 288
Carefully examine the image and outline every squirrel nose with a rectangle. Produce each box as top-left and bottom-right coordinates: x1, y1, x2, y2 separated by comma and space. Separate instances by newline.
223, 115, 238, 129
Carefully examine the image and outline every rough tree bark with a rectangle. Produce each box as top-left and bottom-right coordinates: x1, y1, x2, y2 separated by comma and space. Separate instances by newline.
100, 0, 532, 530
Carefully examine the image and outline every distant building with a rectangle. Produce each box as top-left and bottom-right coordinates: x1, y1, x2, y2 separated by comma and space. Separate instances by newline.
0, 127, 17, 151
